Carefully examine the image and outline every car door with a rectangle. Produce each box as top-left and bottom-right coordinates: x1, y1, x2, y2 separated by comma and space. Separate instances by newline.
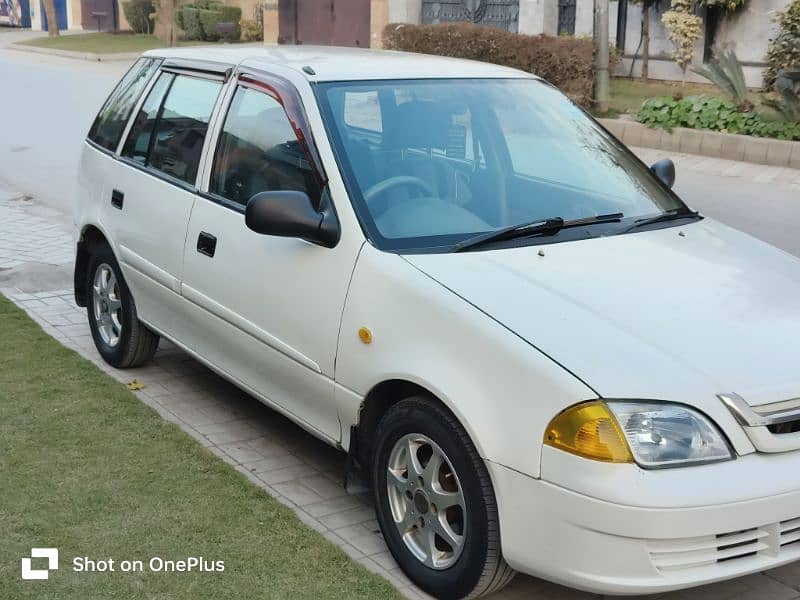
106, 65, 226, 339
178, 74, 363, 442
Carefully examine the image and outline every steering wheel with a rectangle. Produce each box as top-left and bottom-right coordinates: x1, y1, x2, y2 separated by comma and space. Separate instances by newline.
363, 176, 436, 205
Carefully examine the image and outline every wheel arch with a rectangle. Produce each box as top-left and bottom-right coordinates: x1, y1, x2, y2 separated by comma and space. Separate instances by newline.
74, 223, 113, 307
353, 377, 486, 473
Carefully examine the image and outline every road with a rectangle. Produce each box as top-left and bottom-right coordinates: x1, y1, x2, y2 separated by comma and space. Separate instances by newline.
0, 37, 129, 226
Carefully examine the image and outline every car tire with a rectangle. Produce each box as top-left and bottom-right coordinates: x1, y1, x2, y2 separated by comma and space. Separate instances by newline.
372, 396, 515, 599
86, 244, 159, 368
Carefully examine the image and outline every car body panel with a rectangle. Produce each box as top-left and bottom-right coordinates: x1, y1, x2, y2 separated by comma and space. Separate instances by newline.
335, 242, 597, 477
405, 218, 800, 412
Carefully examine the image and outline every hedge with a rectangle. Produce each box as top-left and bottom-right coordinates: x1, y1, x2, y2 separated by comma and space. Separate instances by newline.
383, 22, 611, 108
177, 2, 240, 41
122, 0, 154, 34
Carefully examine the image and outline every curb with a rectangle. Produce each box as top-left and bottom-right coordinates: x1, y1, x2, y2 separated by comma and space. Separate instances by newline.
8, 43, 139, 62
599, 118, 800, 169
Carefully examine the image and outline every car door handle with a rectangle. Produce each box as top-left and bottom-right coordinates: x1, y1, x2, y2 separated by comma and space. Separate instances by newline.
196, 232, 217, 258
111, 189, 124, 210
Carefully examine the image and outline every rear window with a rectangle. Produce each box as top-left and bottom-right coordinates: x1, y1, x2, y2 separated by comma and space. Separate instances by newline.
88, 57, 161, 152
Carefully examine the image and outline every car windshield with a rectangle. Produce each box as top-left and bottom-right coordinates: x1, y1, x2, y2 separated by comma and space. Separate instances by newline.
316, 78, 686, 252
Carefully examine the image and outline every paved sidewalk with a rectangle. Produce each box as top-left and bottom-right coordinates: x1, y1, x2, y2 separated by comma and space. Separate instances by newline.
1, 167, 799, 600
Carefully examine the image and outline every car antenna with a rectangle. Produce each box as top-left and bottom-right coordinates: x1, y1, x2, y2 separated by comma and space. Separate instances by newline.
302, 65, 316, 75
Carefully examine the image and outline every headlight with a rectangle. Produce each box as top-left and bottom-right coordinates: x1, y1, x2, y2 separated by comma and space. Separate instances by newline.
606, 401, 733, 468
544, 401, 733, 468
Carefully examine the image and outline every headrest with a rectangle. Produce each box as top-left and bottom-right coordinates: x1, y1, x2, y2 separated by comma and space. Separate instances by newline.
384, 100, 452, 151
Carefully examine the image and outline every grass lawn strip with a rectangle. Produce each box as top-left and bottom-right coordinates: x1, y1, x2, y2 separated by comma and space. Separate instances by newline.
0, 293, 399, 599
17, 32, 205, 54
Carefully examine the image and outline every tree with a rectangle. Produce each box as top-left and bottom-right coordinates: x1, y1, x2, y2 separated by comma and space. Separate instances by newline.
153, 0, 178, 46
43, 0, 60, 37
662, 0, 703, 87
630, 0, 659, 82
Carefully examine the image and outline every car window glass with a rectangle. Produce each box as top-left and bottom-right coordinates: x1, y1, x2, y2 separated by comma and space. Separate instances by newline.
210, 85, 321, 206
147, 75, 222, 185
344, 91, 382, 132
89, 58, 160, 151
121, 72, 174, 165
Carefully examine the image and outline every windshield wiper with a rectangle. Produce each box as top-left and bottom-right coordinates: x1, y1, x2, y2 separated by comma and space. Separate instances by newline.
621, 209, 701, 233
452, 213, 624, 253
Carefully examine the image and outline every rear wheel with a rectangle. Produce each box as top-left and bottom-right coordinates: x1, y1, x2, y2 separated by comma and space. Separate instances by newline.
86, 244, 159, 368
372, 396, 515, 599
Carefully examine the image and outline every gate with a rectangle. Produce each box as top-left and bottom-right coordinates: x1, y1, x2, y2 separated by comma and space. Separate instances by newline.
278, 0, 371, 47
80, 0, 117, 31
557, 0, 576, 35
421, 0, 519, 33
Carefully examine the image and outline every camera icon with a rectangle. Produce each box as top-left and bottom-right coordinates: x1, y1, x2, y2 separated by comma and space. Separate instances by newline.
21, 548, 59, 580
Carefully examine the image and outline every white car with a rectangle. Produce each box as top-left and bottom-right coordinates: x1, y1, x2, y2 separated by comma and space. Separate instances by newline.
74, 46, 800, 599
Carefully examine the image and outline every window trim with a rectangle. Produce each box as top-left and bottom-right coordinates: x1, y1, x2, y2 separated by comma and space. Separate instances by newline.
114, 65, 170, 156
198, 69, 331, 215
88, 57, 163, 154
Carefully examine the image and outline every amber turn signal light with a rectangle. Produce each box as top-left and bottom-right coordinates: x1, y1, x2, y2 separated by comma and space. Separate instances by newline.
544, 401, 633, 463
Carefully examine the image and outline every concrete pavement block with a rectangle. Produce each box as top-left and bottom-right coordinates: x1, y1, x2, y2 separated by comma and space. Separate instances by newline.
639, 125, 663, 149
700, 131, 725, 158
678, 128, 704, 155
790, 142, 800, 170
601, 119, 626, 140
766, 139, 794, 168
660, 129, 681, 152
622, 121, 645, 147
718, 134, 747, 162
743, 137, 771, 165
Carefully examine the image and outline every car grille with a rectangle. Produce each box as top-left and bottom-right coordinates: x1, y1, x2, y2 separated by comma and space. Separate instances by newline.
648, 517, 800, 572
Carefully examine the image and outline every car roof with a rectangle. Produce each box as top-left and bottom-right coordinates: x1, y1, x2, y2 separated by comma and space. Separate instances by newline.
142, 44, 536, 82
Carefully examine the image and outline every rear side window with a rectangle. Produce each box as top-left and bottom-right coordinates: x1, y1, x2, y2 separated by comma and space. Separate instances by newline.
122, 72, 174, 164
209, 85, 321, 206
88, 58, 160, 151
121, 73, 222, 185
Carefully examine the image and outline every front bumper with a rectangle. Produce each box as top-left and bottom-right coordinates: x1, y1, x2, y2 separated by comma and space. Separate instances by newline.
489, 447, 800, 595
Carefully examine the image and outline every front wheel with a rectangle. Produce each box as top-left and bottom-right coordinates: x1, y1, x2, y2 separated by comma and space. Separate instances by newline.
372, 397, 515, 599
86, 244, 159, 368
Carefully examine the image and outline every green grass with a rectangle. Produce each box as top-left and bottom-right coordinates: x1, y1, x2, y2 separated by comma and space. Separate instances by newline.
0, 294, 400, 599
17, 32, 205, 53
605, 77, 766, 117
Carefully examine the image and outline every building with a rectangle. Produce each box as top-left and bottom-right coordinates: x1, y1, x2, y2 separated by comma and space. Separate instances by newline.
264, 0, 791, 87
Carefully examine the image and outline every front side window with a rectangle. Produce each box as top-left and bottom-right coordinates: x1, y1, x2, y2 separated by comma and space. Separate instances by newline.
89, 58, 160, 151
317, 78, 687, 252
121, 72, 222, 185
210, 85, 321, 206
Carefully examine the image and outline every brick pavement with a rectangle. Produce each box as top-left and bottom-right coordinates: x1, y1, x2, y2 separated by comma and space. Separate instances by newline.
1, 158, 799, 600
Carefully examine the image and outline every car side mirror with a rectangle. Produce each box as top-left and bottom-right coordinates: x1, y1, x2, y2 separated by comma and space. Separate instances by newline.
650, 158, 676, 189
245, 191, 340, 248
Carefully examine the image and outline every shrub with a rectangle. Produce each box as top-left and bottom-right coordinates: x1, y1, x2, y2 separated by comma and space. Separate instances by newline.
178, 1, 240, 41
637, 95, 800, 140
764, 0, 800, 89
661, 0, 703, 86
241, 18, 262, 42
692, 48, 753, 111
382, 22, 608, 108
199, 8, 223, 40
177, 6, 202, 40
122, 0, 154, 33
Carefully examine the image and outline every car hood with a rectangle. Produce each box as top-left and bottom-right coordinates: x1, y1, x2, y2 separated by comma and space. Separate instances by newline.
404, 219, 800, 408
